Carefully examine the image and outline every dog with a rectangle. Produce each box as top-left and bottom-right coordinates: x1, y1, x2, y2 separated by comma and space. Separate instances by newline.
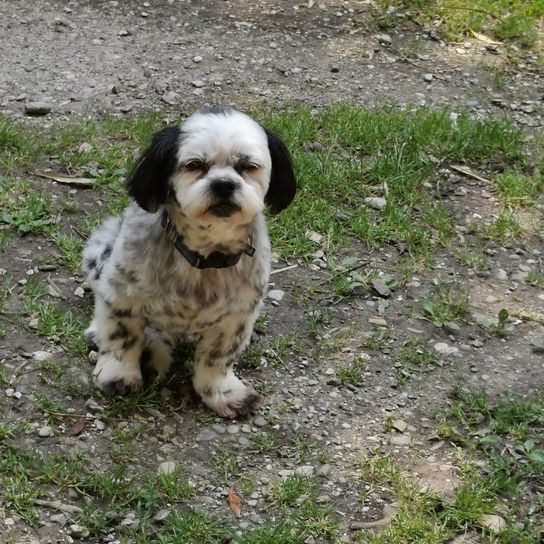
81, 106, 296, 418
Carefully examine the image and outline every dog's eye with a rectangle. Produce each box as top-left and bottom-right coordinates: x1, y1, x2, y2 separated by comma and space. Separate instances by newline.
236, 162, 259, 174
184, 160, 207, 172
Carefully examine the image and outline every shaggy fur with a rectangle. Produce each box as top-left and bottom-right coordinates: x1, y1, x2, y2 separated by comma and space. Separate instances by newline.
82, 107, 296, 418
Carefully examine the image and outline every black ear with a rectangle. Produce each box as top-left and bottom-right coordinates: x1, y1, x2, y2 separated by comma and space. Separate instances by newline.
264, 129, 297, 215
127, 126, 181, 213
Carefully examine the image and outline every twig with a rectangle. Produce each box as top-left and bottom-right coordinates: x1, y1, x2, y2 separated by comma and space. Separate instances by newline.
71, 225, 88, 240
270, 264, 298, 276
315, 261, 370, 287
449, 164, 491, 184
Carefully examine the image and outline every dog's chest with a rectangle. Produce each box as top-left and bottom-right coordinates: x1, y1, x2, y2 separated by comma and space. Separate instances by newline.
143, 268, 262, 334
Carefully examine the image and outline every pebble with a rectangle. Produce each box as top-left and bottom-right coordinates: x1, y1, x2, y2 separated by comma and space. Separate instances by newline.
192, 80, 205, 88
294, 465, 314, 477
4, 518, 14, 526
25, 101, 52, 115
239, 437, 250, 447
33, 350, 54, 361
74, 286, 85, 298
212, 424, 226, 434
253, 416, 267, 427
39, 425, 53, 437
368, 317, 387, 326
479, 514, 506, 534
376, 33, 392, 45
154, 509, 170, 523
196, 429, 217, 442
69, 524, 90, 538
88, 350, 98, 363
267, 289, 285, 302
423, 73, 433, 82
50, 513, 67, 524
95, 420, 106, 431
392, 419, 408, 433
193, 55, 203, 63
5, 388, 15, 397
316, 464, 332, 477
78, 142, 93, 153
364, 197, 387, 210
433, 343, 460, 356
390, 434, 411, 446
161, 91, 178, 105
227, 425, 240, 434
120, 104, 134, 113
158, 461, 176, 475
371, 278, 391, 298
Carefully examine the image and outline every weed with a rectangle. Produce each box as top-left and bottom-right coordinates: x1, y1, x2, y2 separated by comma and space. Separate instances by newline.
268, 475, 316, 507
336, 356, 368, 387
212, 451, 239, 484
396, 337, 437, 367
494, 170, 544, 206
484, 208, 525, 240
422, 286, 469, 330
52, 231, 84, 271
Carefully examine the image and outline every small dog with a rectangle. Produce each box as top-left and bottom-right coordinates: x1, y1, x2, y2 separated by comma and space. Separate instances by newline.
82, 107, 296, 418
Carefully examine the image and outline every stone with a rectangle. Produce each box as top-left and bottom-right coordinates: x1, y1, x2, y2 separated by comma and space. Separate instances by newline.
25, 102, 52, 115
295, 465, 314, 477
253, 416, 267, 427
433, 343, 459, 356
392, 419, 408, 433
50, 513, 67, 524
423, 73, 433, 82
227, 425, 240, 434
158, 461, 176, 475
376, 33, 392, 45
33, 351, 54, 362
364, 197, 387, 210
69, 524, 90, 538
161, 91, 178, 105
316, 464, 332, 477
74, 286, 85, 298
390, 434, 411, 446
196, 429, 217, 442
267, 289, 285, 302
212, 424, 226, 434
153, 509, 170, 523
479, 514, 506, 534
371, 278, 391, 298
192, 80, 205, 88
193, 55, 203, 63
77, 142, 93, 153
39, 425, 53, 437
368, 317, 387, 326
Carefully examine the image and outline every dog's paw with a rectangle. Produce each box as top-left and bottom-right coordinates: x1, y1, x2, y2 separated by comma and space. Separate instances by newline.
194, 372, 261, 419
93, 353, 143, 396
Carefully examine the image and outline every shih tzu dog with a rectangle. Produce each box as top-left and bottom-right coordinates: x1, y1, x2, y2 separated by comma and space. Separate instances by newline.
82, 106, 296, 418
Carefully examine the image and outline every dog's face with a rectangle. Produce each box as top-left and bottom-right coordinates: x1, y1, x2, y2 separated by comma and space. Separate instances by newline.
127, 107, 296, 224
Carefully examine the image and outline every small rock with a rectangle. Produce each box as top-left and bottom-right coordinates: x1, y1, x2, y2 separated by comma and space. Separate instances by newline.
193, 55, 203, 63
433, 343, 459, 356
25, 102, 52, 115
423, 73, 433, 82
479, 514, 506, 534
50, 513, 67, 524
212, 424, 226, 434
192, 80, 205, 88
153, 509, 170, 523
368, 317, 387, 326
4, 518, 14, 526
33, 350, 54, 362
39, 425, 53, 437
465, 99, 480, 109
120, 104, 134, 113
227, 425, 240, 434
74, 286, 85, 298
392, 419, 408, 433
158, 461, 176, 475
5, 388, 15, 397
94, 420, 106, 431
77, 142, 93, 153
306, 230, 323, 244
253, 416, 267, 427
371, 278, 391, 298
316, 494, 331, 503
376, 33, 392, 45
390, 434, 411, 446
295, 465, 314, 477
88, 350, 98, 364
161, 91, 178, 105
196, 429, 217, 442
119, 29, 130, 36
69, 524, 90, 538
364, 197, 387, 210
267, 289, 285, 302
316, 464, 332, 477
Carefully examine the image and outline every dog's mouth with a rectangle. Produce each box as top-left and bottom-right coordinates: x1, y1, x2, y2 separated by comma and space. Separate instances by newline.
208, 202, 241, 218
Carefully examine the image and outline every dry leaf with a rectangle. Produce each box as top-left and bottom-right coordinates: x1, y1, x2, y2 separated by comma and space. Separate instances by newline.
227, 487, 241, 518
34, 171, 95, 187
470, 30, 502, 45
47, 278, 65, 299
72, 417, 86, 436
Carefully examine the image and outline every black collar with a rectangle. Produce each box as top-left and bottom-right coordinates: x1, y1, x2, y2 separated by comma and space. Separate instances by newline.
161, 210, 255, 269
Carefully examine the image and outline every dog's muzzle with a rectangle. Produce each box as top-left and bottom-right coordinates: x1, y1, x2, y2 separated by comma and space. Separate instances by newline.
208, 179, 241, 217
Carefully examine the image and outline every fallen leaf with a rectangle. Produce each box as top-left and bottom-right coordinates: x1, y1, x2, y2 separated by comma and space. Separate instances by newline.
227, 487, 241, 518
34, 171, 95, 187
72, 418, 86, 436
470, 30, 503, 45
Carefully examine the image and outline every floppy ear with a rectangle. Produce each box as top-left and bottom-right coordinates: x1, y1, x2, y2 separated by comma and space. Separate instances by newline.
264, 129, 297, 215
126, 126, 181, 213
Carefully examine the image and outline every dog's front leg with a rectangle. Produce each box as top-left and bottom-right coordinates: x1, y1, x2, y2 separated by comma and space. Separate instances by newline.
193, 322, 261, 418
91, 297, 145, 395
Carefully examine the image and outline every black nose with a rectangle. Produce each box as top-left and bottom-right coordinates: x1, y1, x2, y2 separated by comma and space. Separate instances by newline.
210, 179, 237, 199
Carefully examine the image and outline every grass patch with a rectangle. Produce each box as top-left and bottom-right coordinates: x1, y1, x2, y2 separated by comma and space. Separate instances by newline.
494, 170, 544, 206
422, 286, 470, 330
381, 0, 544, 48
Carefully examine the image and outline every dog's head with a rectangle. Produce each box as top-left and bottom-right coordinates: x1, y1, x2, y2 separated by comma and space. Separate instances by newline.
127, 107, 296, 224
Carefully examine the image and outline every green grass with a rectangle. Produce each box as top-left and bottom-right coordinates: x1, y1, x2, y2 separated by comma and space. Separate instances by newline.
336, 355, 368, 386
422, 286, 470, 330
381, 0, 544, 48
494, 170, 544, 206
